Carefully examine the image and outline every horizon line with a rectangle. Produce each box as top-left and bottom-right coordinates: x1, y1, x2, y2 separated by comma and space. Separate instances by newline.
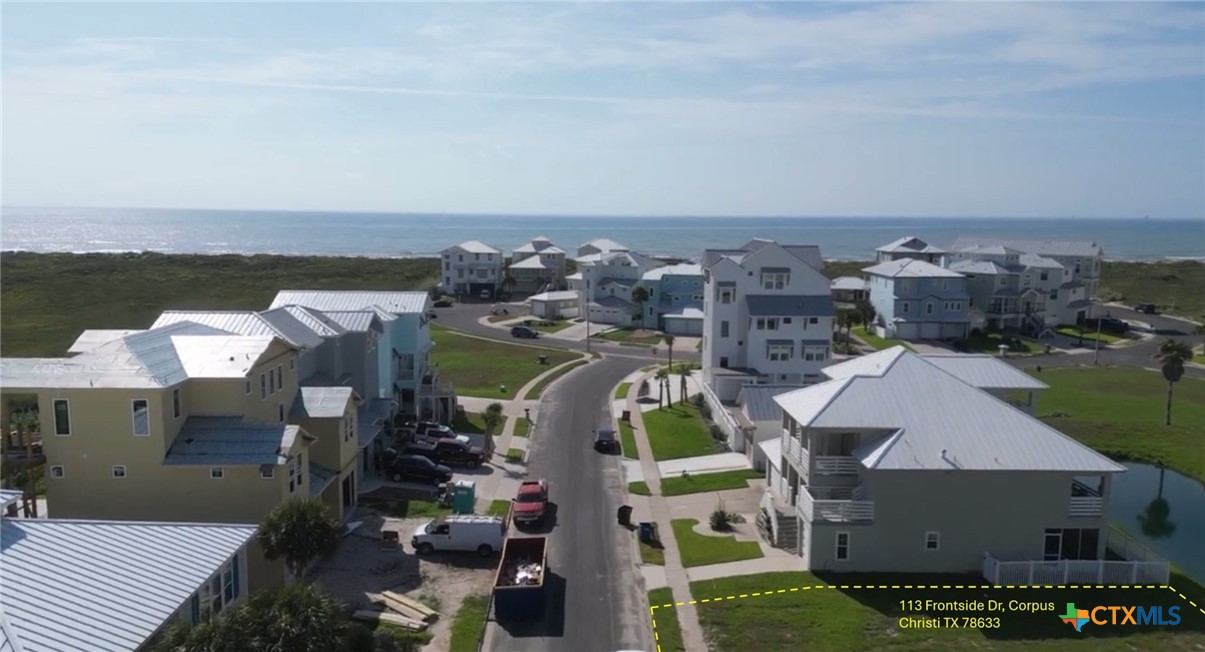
3, 204, 1202, 221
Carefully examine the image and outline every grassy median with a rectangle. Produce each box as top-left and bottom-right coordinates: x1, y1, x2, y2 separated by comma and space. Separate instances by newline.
660, 469, 762, 496
431, 325, 577, 397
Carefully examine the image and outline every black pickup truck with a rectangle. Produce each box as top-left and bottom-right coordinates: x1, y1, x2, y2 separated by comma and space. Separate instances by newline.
406, 438, 487, 469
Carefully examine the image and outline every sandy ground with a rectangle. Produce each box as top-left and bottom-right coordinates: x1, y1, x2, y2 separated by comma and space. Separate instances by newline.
315, 510, 496, 651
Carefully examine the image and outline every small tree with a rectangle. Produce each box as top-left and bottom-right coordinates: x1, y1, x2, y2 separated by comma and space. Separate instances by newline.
836, 307, 855, 346
258, 498, 341, 580
854, 298, 876, 334
1154, 339, 1194, 425
654, 368, 669, 409
631, 286, 649, 324
482, 402, 505, 454
664, 333, 676, 369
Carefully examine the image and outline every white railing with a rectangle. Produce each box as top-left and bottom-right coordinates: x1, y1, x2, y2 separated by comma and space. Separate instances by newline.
1106, 526, 1172, 566
982, 552, 1169, 586
797, 488, 875, 523
814, 455, 861, 475
700, 382, 737, 443
1069, 496, 1104, 518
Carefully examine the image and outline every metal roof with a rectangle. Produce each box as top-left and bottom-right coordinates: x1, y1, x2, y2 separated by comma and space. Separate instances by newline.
171, 335, 276, 379
918, 354, 1049, 390
319, 311, 384, 333
0, 517, 256, 652
1017, 254, 1064, 270
746, 294, 835, 317
774, 348, 1123, 472
66, 330, 142, 355
151, 310, 317, 347
641, 263, 703, 281
875, 236, 946, 254
947, 260, 1014, 276
357, 398, 396, 448
578, 238, 628, 252
703, 240, 823, 270
758, 437, 782, 465
293, 386, 356, 419
282, 306, 347, 337
949, 237, 1102, 258
1060, 280, 1085, 290
446, 240, 501, 254
663, 306, 704, 320
308, 463, 339, 498
830, 276, 868, 291
269, 291, 428, 314
598, 277, 636, 288
0, 490, 22, 510
737, 384, 805, 422
164, 417, 302, 466
509, 255, 558, 270
514, 238, 566, 254
566, 272, 583, 281
862, 258, 964, 279
530, 290, 578, 302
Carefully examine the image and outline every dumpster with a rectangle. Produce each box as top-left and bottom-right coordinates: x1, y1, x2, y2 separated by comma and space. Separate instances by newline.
617, 505, 633, 526
639, 522, 658, 544
450, 480, 476, 514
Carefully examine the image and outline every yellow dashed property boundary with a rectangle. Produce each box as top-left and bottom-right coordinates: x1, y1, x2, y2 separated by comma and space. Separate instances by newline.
649, 584, 1205, 652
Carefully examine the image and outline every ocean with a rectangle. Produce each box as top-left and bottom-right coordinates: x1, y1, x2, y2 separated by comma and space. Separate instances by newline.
1, 206, 1202, 261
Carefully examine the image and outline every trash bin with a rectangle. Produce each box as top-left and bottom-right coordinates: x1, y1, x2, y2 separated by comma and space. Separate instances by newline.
621, 410, 631, 422
639, 522, 658, 544
617, 505, 633, 526
449, 480, 476, 514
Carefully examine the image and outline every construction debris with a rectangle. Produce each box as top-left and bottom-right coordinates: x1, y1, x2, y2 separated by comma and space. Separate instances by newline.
383, 591, 439, 620
360, 590, 442, 632
352, 610, 426, 631
501, 557, 544, 586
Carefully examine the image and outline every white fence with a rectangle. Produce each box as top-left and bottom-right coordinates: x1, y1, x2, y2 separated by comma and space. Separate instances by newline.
700, 382, 740, 446
982, 552, 1169, 586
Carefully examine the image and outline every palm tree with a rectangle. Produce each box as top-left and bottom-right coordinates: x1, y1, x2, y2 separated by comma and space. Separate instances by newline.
501, 269, 517, 299
654, 368, 669, 409
258, 498, 341, 580
679, 371, 688, 406
630, 286, 649, 325
1154, 339, 1194, 425
835, 308, 855, 351
854, 299, 876, 335
482, 402, 505, 454
664, 333, 675, 370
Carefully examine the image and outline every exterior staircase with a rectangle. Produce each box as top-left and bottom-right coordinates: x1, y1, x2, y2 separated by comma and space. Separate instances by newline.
756, 505, 799, 552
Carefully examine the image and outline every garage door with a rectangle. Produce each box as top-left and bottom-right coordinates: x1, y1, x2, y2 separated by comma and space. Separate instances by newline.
894, 323, 918, 340
920, 322, 941, 339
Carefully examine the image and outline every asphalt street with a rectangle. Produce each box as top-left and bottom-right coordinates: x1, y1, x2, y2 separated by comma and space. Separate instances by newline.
483, 354, 652, 652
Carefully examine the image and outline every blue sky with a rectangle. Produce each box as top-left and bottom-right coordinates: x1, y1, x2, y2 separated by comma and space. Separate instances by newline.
3, 2, 1203, 218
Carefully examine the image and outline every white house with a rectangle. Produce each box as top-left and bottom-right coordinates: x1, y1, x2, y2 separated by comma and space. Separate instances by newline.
701, 239, 834, 401
440, 241, 503, 297
862, 258, 971, 341
734, 384, 804, 470
576, 238, 629, 258
529, 290, 580, 319
576, 249, 666, 327
874, 236, 946, 263
509, 236, 568, 294
761, 347, 1126, 577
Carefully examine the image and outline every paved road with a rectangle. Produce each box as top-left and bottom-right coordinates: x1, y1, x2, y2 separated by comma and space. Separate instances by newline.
483, 355, 652, 652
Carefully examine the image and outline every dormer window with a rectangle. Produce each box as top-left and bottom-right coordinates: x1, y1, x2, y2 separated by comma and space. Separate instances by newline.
760, 270, 789, 290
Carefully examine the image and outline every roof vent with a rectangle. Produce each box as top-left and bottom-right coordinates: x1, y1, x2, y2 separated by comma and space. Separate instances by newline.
229, 356, 235, 362
940, 448, 948, 460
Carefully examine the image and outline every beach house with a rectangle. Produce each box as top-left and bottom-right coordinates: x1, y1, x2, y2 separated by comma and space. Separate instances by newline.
873, 236, 946, 264
759, 348, 1128, 578
701, 239, 835, 401
862, 258, 971, 341
508, 236, 568, 294
575, 246, 667, 327
634, 262, 705, 335
440, 240, 503, 298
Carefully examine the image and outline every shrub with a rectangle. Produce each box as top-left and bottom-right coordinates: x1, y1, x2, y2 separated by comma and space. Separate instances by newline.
639, 380, 650, 397
699, 403, 712, 420
708, 424, 725, 441
345, 624, 376, 652
710, 507, 733, 532
691, 393, 705, 408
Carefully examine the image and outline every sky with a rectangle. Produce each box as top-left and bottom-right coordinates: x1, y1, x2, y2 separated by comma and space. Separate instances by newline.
2, 1, 1203, 218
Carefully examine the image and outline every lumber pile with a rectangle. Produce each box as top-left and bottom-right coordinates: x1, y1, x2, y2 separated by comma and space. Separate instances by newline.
356, 590, 441, 632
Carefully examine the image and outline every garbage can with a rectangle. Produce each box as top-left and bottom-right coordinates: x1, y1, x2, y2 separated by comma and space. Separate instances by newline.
621, 410, 631, 422
617, 505, 633, 527
639, 522, 658, 544
450, 480, 477, 514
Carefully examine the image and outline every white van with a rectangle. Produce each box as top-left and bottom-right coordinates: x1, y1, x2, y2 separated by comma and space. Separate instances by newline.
411, 514, 506, 557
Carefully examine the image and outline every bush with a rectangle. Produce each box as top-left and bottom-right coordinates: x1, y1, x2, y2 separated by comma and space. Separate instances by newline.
709, 424, 725, 441
699, 403, 712, 420
345, 624, 376, 652
691, 393, 705, 408
639, 380, 650, 397
710, 507, 733, 532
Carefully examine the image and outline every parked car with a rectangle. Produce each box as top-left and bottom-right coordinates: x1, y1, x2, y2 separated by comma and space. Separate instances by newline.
407, 438, 486, 469
1082, 316, 1129, 335
593, 428, 619, 453
384, 454, 453, 485
411, 514, 506, 556
512, 479, 549, 526
1134, 302, 1158, 314
479, 289, 493, 300
433, 299, 453, 308
511, 326, 540, 339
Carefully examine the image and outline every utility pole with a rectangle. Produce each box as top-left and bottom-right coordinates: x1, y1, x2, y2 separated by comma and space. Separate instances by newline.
585, 297, 592, 354
1093, 301, 1103, 365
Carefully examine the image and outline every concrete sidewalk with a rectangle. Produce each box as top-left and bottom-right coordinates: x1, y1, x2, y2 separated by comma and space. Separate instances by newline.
657, 452, 749, 477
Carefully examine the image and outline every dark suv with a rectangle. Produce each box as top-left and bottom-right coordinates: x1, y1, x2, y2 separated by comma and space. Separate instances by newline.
384, 453, 453, 485
407, 439, 487, 469
510, 326, 539, 339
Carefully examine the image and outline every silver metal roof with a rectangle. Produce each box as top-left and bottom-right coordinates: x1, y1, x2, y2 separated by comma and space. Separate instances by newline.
514, 238, 566, 254
875, 236, 946, 254
66, 330, 141, 355
641, 262, 703, 281
863, 258, 963, 279
319, 311, 384, 333
746, 294, 835, 317
293, 386, 356, 419
592, 296, 632, 308
509, 255, 558, 270
308, 463, 339, 498
663, 306, 704, 320
0, 518, 256, 652
737, 384, 805, 422
949, 237, 1102, 258
703, 240, 824, 270
282, 306, 347, 337
598, 277, 636, 288
164, 417, 302, 466
918, 354, 1049, 390
578, 238, 628, 252
529, 290, 578, 302
446, 240, 501, 255
774, 348, 1123, 472
947, 260, 1014, 276
357, 398, 396, 448
269, 290, 428, 314
0, 490, 22, 510
830, 276, 868, 291
758, 437, 782, 465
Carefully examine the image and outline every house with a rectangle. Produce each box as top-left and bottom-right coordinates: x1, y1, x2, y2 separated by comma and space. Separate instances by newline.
529, 290, 580, 319
947, 237, 1103, 326
761, 347, 1124, 575
830, 276, 868, 306
576, 238, 629, 258
635, 262, 705, 335
733, 384, 804, 470
575, 249, 667, 327
862, 258, 971, 340
0, 489, 259, 652
440, 240, 503, 298
874, 236, 946, 263
268, 291, 455, 424
701, 239, 835, 401
946, 243, 1088, 331
509, 236, 568, 294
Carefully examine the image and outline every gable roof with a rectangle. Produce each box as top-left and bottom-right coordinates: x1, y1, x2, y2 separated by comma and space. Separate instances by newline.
862, 258, 963, 279
737, 384, 806, 421
269, 291, 427, 314
918, 354, 1049, 390
641, 262, 703, 281
773, 347, 1122, 472
703, 239, 824, 270
578, 238, 628, 253
0, 518, 256, 652
319, 311, 384, 333
875, 236, 946, 255
66, 330, 142, 355
509, 255, 559, 270
292, 386, 357, 419
746, 294, 835, 317
947, 260, 1014, 276
164, 417, 304, 466
153, 309, 325, 350
514, 238, 565, 254
281, 305, 347, 337
949, 237, 1102, 258
445, 240, 500, 255
830, 276, 868, 291
529, 290, 578, 302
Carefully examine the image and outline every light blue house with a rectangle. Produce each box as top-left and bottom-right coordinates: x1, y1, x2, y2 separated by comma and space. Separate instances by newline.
636, 262, 704, 335
862, 259, 971, 341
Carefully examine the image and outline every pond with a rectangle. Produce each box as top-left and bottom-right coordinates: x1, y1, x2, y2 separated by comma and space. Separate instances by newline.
1107, 462, 1205, 582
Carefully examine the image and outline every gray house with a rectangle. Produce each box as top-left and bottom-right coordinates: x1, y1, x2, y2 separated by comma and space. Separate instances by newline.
761, 347, 1124, 576
862, 258, 971, 340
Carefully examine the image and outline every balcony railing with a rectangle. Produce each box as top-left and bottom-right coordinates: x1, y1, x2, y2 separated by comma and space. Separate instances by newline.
796, 486, 874, 523
814, 455, 861, 475
417, 381, 456, 397
1069, 480, 1103, 517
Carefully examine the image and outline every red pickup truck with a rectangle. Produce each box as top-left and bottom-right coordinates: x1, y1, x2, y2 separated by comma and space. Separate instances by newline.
512, 479, 549, 526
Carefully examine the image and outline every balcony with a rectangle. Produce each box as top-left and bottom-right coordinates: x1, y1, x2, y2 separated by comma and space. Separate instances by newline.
1069, 480, 1104, 518
796, 485, 875, 523
814, 455, 861, 475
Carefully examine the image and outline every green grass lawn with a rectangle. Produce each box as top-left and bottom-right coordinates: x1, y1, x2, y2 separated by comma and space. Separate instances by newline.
505, 448, 525, 463
852, 325, 916, 352
512, 418, 530, 438
486, 499, 511, 518
648, 588, 685, 652
523, 358, 590, 399
0, 252, 439, 357
1055, 327, 1126, 345
447, 595, 490, 652
619, 420, 640, 460
660, 469, 762, 497
639, 540, 666, 565
614, 382, 632, 399
598, 328, 664, 345
360, 498, 450, 519
1030, 367, 1205, 482
627, 481, 651, 496
430, 325, 577, 397
670, 518, 764, 568
689, 572, 1205, 651
531, 319, 574, 333
451, 411, 507, 436
1099, 260, 1205, 320
642, 404, 716, 461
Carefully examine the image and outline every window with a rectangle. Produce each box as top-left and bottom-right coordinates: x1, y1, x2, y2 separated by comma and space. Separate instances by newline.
297, 453, 305, 485
835, 532, 850, 561
1023, 275, 1031, 287
113, 465, 127, 479
901, 302, 911, 314
458, 254, 463, 262
925, 303, 934, 315
53, 399, 71, 436
344, 416, 354, 442
719, 288, 734, 304
998, 276, 1007, 287
277, 364, 283, 391
278, 403, 285, 423
444, 262, 450, 271
260, 466, 275, 479
693, 294, 703, 302
1074, 262, 1081, 274
245, 379, 252, 395
289, 459, 298, 493
755, 318, 779, 331
191, 553, 240, 624
720, 321, 730, 337
269, 368, 276, 394
289, 358, 295, 371
210, 467, 224, 480
1049, 290, 1059, 300
50, 465, 65, 478
132, 399, 150, 436
172, 389, 182, 419
719, 356, 729, 368
803, 346, 829, 362
761, 272, 789, 290
767, 344, 793, 361
925, 531, 940, 551
260, 373, 267, 399
1040, 271, 1048, 281
941, 279, 949, 290
969, 297, 975, 307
